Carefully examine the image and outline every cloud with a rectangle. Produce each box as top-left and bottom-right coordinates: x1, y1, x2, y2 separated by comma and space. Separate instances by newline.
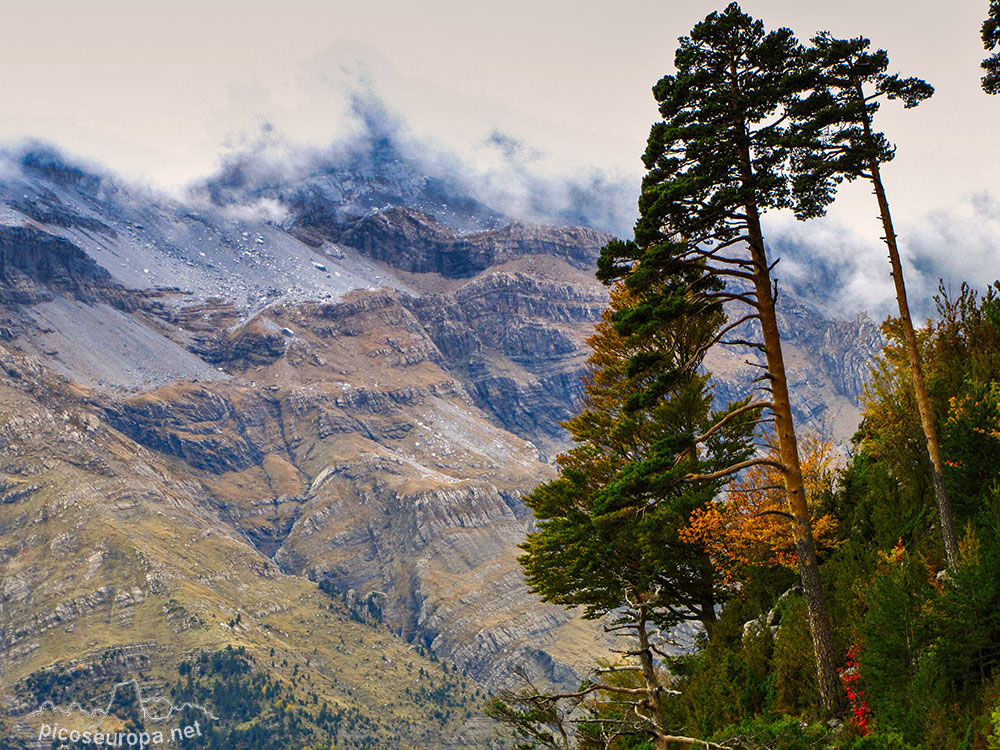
905, 192, 1000, 309
0, 152, 20, 183
193, 86, 640, 238
766, 217, 897, 319
340, 89, 641, 238
215, 197, 292, 225
765, 190, 1000, 321
443, 129, 639, 237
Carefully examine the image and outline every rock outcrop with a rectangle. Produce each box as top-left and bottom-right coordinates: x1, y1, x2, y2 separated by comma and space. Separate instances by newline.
0, 224, 135, 310
339, 206, 606, 277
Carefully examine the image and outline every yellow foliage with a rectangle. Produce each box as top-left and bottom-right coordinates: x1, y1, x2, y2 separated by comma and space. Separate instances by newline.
947, 392, 1000, 442
877, 538, 906, 567
680, 433, 839, 585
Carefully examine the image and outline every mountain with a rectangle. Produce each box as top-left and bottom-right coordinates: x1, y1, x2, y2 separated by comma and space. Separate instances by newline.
0, 142, 881, 746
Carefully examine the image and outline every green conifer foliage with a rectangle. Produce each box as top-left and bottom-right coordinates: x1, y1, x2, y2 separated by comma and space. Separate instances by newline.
517, 282, 756, 749
983, 0, 1000, 93
521, 285, 754, 633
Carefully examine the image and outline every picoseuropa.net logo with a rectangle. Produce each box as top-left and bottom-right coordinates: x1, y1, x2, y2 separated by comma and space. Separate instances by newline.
27, 678, 217, 747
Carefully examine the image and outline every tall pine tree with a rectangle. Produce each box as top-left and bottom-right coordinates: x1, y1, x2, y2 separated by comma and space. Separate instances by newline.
598, 3, 846, 713
518, 282, 756, 749
789, 34, 959, 568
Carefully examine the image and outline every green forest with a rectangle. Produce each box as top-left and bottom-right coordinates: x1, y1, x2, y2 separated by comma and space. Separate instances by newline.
487, 3, 1000, 748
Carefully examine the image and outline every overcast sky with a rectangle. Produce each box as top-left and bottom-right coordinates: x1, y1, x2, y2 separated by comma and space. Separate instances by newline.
1, 0, 997, 315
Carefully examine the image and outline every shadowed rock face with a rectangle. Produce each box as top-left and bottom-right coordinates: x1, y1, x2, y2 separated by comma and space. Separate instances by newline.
0, 146, 882, 741
102, 385, 273, 474
403, 271, 605, 444
190, 316, 288, 367
338, 206, 607, 278
0, 225, 134, 309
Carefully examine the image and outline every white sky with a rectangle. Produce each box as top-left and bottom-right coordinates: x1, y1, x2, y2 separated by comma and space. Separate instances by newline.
1, 0, 997, 313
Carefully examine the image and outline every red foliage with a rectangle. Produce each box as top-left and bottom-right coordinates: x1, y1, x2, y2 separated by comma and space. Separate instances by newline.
838, 642, 872, 734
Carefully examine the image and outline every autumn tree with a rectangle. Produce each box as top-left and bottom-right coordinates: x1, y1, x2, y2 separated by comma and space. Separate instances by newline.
682, 433, 840, 585
597, 3, 846, 713
838, 282, 1000, 739
858, 282, 1000, 525
983, 0, 1000, 93
790, 34, 960, 567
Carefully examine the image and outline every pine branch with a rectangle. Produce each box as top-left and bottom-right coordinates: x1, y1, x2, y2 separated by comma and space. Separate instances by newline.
684, 457, 786, 483
690, 400, 773, 447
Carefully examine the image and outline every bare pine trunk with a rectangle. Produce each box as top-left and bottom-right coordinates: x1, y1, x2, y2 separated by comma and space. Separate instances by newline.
744, 198, 846, 715
722, 53, 843, 715
860, 106, 959, 568
636, 610, 671, 750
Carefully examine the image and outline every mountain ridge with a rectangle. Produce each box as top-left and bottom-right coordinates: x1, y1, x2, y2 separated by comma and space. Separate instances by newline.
0, 141, 882, 746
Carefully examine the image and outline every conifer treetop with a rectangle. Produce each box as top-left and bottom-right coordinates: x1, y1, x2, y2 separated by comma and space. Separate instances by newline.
983, 0, 1000, 93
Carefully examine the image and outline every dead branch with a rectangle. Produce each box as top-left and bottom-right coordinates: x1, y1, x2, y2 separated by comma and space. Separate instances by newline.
684, 456, 786, 483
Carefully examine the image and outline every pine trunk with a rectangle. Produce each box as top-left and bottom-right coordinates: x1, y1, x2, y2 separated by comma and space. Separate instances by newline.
722, 53, 844, 715
743, 195, 846, 715
636, 611, 671, 750
699, 551, 718, 636
860, 105, 959, 568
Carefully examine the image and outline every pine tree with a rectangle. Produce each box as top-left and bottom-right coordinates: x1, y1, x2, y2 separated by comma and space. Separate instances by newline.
791, 34, 959, 568
516, 282, 756, 748
521, 287, 755, 630
983, 0, 1000, 93
598, 2, 846, 714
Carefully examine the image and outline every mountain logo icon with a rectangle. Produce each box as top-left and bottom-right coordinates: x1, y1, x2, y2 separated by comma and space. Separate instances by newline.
27, 678, 217, 729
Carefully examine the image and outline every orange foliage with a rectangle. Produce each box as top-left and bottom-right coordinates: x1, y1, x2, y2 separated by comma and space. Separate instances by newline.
877, 538, 906, 567
680, 434, 840, 585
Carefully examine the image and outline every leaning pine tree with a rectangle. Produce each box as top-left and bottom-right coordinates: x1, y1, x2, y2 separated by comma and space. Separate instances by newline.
598, 3, 846, 713
791, 34, 960, 567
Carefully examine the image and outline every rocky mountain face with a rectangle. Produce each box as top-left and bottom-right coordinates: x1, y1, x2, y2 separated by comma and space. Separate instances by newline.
0, 345, 493, 748
0, 143, 882, 746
